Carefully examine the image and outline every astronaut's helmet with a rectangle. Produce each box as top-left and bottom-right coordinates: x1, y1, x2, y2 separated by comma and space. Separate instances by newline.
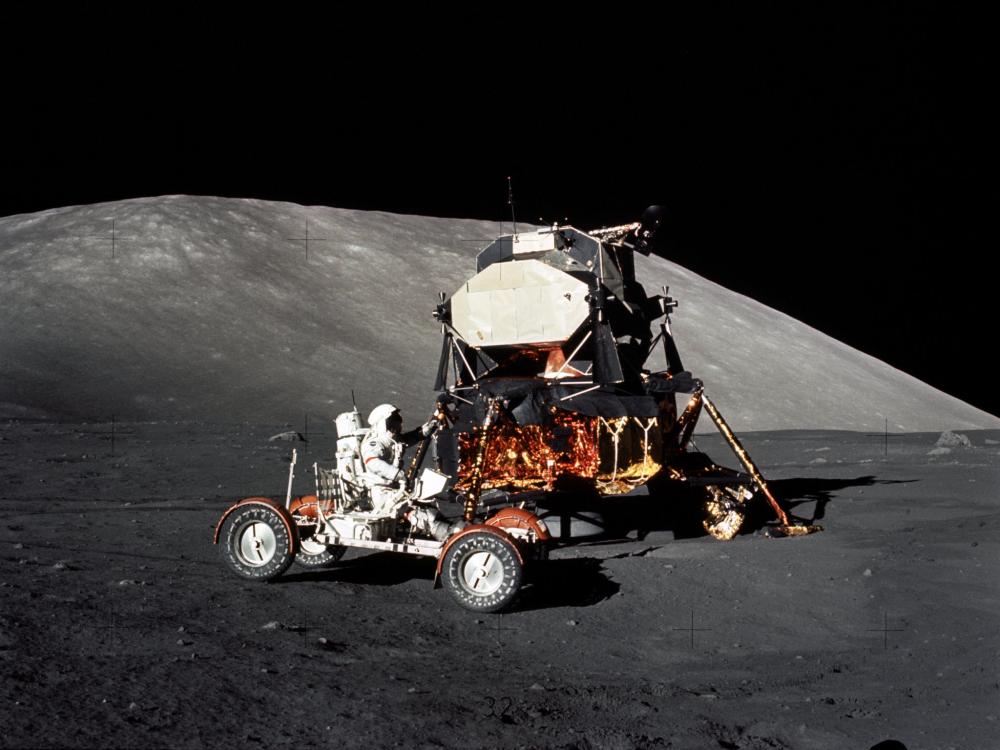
367, 403, 402, 435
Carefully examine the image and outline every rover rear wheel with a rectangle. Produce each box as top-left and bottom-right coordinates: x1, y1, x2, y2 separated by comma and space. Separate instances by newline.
442, 531, 522, 613
219, 504, 295, 581
295, 536, 347, 568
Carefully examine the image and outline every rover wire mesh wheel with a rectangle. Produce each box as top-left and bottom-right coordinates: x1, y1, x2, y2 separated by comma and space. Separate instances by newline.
220, 504, 295, 581
442, 531, 523, 613
294, 536, 347, 568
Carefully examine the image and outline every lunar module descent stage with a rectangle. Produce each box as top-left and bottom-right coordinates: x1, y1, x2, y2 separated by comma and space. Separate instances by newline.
214, 206, 819, 613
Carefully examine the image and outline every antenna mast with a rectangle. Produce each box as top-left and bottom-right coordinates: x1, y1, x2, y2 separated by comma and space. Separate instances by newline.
507, 176, 518, 240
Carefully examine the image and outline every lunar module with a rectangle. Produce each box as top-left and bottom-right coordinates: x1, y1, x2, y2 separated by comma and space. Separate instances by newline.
427, 206, 819, 541
214, 206, 817, 614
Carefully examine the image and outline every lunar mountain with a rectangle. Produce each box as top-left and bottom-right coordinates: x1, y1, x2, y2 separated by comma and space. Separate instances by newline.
1, 195, 995, 432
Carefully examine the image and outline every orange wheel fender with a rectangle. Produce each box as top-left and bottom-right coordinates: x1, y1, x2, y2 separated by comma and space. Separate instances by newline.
485, 507, 551, 542
213, 496, 299, 554
288, 495, 334, 518
433, 524, 522, 587
287, 495, 317, 514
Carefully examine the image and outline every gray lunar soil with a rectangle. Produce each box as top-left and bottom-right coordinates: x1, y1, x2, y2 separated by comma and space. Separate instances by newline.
1, 423, 998, 749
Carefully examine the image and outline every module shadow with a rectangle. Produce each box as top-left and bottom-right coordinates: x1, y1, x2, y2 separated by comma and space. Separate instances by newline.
543, 474, 915, 541
756, 475, 917, 529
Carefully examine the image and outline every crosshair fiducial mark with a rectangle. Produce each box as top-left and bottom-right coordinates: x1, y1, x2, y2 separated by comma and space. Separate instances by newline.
95, 602, 122, 653
74, 585, 179, 662
489, 613, 518, 659
865, 416, 899, 457
673, 609, 712, 649
867, 611, 905, 650
80, 218, 128, 259
86, 602, 153, 656
301, 413, 332, 459
300, 607, 311, 649
302, 413, 329, 439
286, 220, 329, 262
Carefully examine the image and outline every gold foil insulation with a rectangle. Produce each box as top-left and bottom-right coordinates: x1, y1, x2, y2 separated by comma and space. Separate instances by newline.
595, 417, 663, 494
454, 412, 663, 495
702, 485, 750, 541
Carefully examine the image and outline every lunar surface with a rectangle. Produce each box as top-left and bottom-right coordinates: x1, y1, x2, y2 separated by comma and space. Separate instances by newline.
1, 422, 998, 749
1, 198, 998, 748
1, 196, 996, 432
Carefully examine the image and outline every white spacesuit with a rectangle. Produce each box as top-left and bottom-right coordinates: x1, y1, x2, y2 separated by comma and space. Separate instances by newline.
361, 403, 451, 541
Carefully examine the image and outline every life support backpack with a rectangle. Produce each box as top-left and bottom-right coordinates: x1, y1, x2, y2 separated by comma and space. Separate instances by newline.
334, 409, 370, 503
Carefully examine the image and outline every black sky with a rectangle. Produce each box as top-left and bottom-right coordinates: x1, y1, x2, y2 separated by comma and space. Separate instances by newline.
3, 6, 995, 418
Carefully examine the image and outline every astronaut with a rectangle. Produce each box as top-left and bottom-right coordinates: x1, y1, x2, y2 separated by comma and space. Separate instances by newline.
361, 403, 452, 541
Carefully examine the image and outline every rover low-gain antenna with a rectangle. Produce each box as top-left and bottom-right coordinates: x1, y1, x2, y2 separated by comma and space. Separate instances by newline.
507, 176, 518, 241
351, 389, 357, 410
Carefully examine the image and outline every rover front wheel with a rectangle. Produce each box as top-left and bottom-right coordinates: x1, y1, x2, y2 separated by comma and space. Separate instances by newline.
219, 504, 295, 581
442, 531, 523, 613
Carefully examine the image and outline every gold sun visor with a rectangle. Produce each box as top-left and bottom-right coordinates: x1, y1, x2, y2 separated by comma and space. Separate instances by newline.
450, 259, 590, 347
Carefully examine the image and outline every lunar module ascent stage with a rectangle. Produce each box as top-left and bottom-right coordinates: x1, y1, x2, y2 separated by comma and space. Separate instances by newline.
214, 207, 818, 613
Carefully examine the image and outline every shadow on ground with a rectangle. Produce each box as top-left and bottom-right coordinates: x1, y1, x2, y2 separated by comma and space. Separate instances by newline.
748, 475, 917, 531
517, 557, 620, 611
282, 551, 619, 612
280, 551, 436, 586
272, 475, 918, 609
540, 475, 918, 542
